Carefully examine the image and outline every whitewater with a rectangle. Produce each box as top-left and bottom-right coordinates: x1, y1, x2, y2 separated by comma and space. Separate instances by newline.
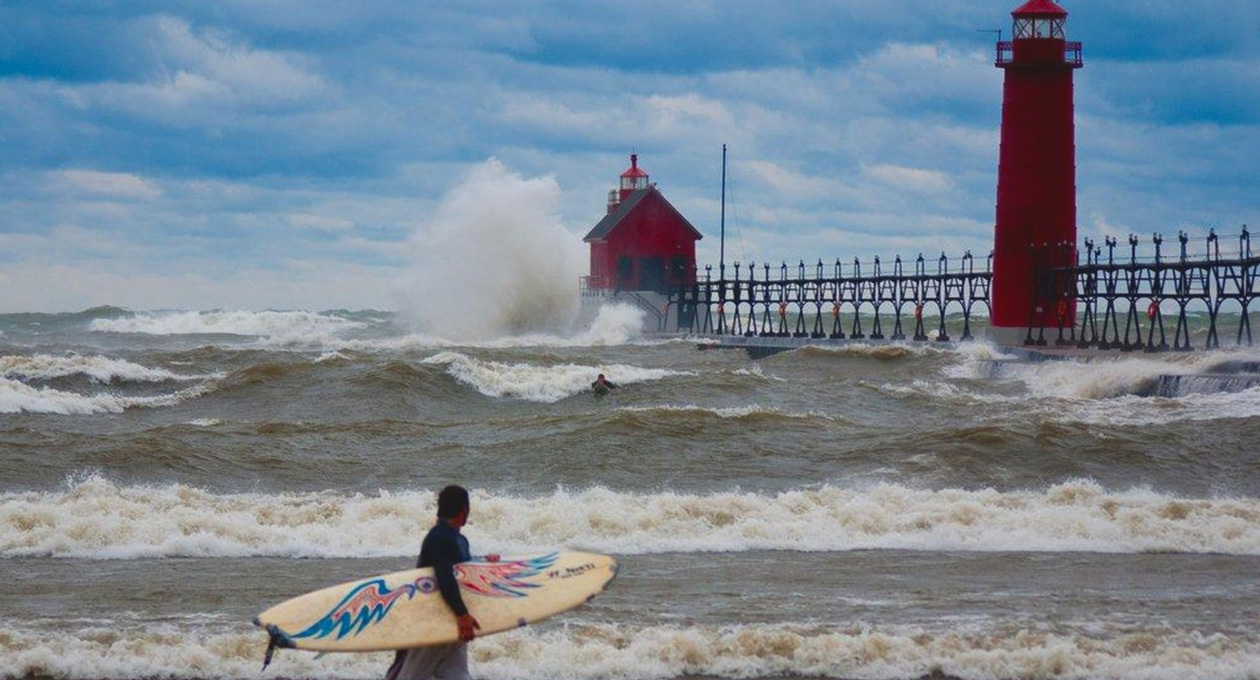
2, 476, 1258, 559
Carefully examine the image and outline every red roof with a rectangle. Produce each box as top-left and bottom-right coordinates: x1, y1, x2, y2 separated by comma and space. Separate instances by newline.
1012, 0, 1067, 16
620, 153, 649, 178
583, 187, 702, 243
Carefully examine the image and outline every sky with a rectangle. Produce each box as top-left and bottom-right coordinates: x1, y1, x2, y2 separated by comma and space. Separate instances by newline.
1, 0, 1257, 312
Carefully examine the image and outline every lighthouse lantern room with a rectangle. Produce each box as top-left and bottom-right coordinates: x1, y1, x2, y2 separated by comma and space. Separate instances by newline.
990, 0, 1083, 338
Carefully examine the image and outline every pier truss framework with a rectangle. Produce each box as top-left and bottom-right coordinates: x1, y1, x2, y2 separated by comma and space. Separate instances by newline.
1031, 229, 1259, 351
669, 229, 1259, 351
670, 252, 993, 342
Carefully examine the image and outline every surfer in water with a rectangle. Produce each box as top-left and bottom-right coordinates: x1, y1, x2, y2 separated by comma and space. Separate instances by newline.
385, 485, 499, 680
591, 373, 617, 395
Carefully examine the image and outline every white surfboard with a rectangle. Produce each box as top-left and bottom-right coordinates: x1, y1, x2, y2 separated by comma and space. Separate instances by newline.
255, 551, 617, 653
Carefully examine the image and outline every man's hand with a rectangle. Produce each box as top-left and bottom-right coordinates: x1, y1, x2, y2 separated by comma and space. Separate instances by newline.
484, 554, 501, 563
457, 614, 480, 642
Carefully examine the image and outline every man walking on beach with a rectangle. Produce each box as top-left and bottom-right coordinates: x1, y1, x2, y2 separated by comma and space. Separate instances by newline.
385, 485, 499, 680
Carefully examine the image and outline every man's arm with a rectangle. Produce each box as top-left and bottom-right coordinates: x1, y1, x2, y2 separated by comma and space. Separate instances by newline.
430, 536, 469, 618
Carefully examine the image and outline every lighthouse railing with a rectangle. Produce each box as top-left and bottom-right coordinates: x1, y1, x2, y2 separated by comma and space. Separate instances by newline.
670, 251, 993, 342
671, 230, 1256, 352
1025, 229, 1259, 351
995, 40, 1083, 67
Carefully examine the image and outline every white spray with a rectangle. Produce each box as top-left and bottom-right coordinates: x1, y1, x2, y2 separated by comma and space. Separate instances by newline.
394, 159, 585, 340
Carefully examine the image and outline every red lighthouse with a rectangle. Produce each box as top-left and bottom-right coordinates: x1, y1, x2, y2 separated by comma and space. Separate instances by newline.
583, 154, 702, 293
990, 0, 1083, 339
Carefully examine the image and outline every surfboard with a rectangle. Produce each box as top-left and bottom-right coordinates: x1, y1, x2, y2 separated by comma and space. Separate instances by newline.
254, 551, 617, 653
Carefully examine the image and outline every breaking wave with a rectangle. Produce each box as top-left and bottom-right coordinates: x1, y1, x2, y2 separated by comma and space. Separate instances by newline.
0, 378, 216, 415
866, 345, 1260, 425
3, 477, 1256, 559
972, 350, 1260, 400
421, 352, 686, 403
0, 354, 210, 383
89, 310, 363, 343
2, 623, 1258, 680
328, 304, 649, 352
876, 375, 1260, 426
392, 159, 584, 341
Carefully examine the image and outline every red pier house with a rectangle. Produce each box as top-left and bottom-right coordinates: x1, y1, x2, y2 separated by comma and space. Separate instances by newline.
990, 0, 1083, 340
583, 154, 702, 293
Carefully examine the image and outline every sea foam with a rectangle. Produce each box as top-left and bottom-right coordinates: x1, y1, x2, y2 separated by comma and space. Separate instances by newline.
2, 623, 1258, 680
2, 477, 1256, 559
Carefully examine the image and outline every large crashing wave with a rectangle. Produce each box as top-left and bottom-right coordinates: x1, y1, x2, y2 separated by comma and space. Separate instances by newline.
393, 159, 584, 341
2, 623, 1258, 680
2, 476, 1257, 558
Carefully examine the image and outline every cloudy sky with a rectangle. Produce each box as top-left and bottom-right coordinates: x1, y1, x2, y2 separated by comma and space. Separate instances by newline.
1, 0, 1257, 312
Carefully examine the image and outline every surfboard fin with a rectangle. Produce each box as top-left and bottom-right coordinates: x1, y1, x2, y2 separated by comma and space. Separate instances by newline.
259, 622, 296, 671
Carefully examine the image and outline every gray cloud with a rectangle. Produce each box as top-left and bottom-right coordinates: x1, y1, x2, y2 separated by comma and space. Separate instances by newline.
0, 0, 1256, 311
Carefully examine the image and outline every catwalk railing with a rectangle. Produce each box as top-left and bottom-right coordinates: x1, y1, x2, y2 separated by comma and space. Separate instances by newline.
669, 252, 993, 341
668, 228, 1257, 352
1028, 228, 1259, 351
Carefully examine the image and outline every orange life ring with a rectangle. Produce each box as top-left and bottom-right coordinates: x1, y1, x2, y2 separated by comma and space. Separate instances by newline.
832, 303, 841, 319
717, 303, 725, 315
914, 303, 924, 320
778, 302, 788, 318
1056, 300, 1068, 320
1147, 300, 1158, 321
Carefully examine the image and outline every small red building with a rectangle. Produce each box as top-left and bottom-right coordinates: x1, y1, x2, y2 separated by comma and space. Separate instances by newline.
583, 154, 702, 293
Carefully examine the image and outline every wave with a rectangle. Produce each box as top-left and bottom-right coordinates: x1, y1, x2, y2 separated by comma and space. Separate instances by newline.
88, 310, 364, 342
0, 378, 216, 415
872, 343, 1260, 424
324, 305, 652, 352
0, 353, 210, 383
421, 351, 686, 403
2, 623, 1258, 680
615, 404, 840, 425
791, 343, 948, 361
974, 350, 1260, 400
3, 477, 1256, 559
392, 159, 584, 341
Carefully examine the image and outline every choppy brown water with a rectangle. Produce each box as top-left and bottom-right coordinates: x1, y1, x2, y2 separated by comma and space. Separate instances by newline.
1, 307, 1259, 680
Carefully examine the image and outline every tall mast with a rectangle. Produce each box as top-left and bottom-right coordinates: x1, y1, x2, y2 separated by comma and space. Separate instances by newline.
719, 143, 727, 274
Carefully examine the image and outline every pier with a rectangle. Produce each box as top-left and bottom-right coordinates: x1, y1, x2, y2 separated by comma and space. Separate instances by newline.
669, 228, 1259, 354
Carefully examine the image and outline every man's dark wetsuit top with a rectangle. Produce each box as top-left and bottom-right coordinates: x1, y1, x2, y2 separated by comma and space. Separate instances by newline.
592, 380, 617, 389
386, 521, 473, 676
418, 520, 472, 617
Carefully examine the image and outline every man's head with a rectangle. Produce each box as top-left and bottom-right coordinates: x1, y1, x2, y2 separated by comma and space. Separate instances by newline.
437, 484, 470, 527
597, 374, 605, 380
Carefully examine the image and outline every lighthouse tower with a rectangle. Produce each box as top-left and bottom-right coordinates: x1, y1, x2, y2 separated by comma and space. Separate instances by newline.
990, 0, 1083, 340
